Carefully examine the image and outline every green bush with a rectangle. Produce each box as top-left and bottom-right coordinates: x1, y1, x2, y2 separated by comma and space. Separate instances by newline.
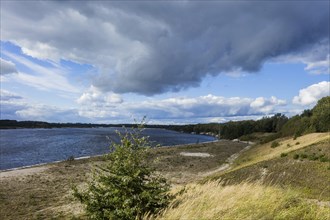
319, 157, 329, 162
308, 153, 319, 161
72, 127, 172, 220
293, 132, 301, 140
300, 154, 308, 159
293, 154, 299, 160
280, 153, 288, 157
271, 141, 280, 148
260, 133, 282, 144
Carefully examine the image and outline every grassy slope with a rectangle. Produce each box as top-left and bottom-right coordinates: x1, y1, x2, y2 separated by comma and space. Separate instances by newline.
152, 133, 330, 220
205, 133, 330, 201
149, 182, 330, 220
231, 132, 329, 170
147, 140, 247, 184
210, 140, 330, 200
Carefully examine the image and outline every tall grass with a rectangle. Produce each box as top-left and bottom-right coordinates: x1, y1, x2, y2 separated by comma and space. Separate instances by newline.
146, 181, 330, 220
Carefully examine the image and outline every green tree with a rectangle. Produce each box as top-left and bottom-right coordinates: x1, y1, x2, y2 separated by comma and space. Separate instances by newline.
72, 127, 172, 220
311, 96, 330, 132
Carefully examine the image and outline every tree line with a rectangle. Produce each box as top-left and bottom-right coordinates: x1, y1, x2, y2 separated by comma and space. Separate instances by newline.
1, 96, 329, 141
169, 96, 330, 141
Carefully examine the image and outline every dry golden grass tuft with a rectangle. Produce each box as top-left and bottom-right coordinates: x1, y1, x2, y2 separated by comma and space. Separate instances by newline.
146, 181, 330, 220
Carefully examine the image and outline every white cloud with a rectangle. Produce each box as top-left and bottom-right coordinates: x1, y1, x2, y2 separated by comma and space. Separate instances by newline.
2, 86, 288, 123
15, 105, 79, 122
273, 41, 329, 75
293, 81, 330, 106
3, 52, 80, 93
250, 96, 286, 112
0, 89, 85, 122
1, 90, 29, 119
77, 85, 123, 106
0, 89, 23, 101
77, 94, 287, 121
0, 58, 18, 75
304, 56, 329, 75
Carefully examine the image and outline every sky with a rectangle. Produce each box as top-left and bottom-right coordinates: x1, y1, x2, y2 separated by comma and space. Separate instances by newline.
0, 0, 329, 124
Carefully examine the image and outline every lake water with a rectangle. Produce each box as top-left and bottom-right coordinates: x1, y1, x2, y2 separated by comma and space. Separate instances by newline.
0, 127, 216, 170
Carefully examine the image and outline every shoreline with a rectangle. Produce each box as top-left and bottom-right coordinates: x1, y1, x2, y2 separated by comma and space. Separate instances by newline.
0, 128, 217, 172
0, 139, 250, 219
0, 155, 98, 173
0, 139, 221, 174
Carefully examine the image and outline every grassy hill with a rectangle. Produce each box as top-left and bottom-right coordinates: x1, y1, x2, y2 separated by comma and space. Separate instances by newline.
206, 133, 330, 200
149, 182, 329, 220
149, 132, 330, 219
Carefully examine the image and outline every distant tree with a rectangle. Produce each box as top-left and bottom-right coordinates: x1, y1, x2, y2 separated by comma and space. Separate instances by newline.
72, 126, 172, 220
272, 113, 288, 132
311, 96, 330, 132
301, 109, 313, 117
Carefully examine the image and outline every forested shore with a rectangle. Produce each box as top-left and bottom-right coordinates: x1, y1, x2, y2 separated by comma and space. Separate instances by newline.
1, 96, 329, 141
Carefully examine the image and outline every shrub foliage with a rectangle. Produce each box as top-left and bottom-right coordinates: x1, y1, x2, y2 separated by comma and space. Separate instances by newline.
271, 141, 280, 148
72, 127, 172, 220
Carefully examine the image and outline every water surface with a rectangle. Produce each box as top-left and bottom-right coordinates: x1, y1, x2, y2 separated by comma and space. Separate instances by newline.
0, 127, 216, 170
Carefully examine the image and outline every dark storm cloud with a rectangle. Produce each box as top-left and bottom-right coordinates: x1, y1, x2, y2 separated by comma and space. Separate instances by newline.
1, 1, 329, 95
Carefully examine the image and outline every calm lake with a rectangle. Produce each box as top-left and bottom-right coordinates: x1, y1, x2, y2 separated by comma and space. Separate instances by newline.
0, 127, 216, 170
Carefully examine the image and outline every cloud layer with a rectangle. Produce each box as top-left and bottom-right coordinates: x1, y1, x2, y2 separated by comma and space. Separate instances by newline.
2, 51, 80, 93
1, 88, 286, 123
0, 89, 84, 122
0, 58, 18, 75
293, 81, 330, 106
77, 94, 287, 122
2, 1, 329, 95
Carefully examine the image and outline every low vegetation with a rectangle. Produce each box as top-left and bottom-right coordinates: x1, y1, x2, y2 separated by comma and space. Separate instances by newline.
147, 182, 330, 220
271, 141, 280, 148
206, 135, 330, 201
228, 133, 329, 171
72, 129, 172, 219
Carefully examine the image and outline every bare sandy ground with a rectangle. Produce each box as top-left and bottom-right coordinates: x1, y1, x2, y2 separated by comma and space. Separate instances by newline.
179, 152, 213, 157
0, 166, 49, 178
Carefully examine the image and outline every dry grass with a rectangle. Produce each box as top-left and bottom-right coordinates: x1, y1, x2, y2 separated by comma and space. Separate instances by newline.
147, 181, 330, 220
147, 140, 247, 184
232, 132, 329, 171
205, 134, 330, 201
0, 160, 92, 219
